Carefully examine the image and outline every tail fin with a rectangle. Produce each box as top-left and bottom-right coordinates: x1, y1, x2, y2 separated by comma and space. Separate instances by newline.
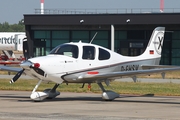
140, 27, 165, 65
143, 27, 165, 57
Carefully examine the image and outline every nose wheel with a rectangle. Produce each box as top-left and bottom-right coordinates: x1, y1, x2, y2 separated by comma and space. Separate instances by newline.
30, 80, 60, 101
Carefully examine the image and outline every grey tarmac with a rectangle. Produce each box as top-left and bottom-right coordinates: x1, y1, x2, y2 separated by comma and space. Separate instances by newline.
0, 91, 180, 120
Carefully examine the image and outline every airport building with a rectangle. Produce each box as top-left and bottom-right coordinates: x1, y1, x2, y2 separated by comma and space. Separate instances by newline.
24, 9, 180, 65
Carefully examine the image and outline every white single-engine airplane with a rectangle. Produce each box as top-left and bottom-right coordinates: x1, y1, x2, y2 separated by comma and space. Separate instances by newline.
0, 27, 180, 102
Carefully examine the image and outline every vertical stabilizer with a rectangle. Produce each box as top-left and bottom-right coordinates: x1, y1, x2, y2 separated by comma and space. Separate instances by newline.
141, 27, 165, 64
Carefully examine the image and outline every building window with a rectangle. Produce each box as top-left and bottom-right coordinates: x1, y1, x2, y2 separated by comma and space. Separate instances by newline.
115, 31, 127, 53
171, 31, 180, 65
34, 31, 50, 39
90, 31, 109, 48
52, 31, 70, 48
127, 30, 145, 40
172, 31, 180, 39
33, 31, 51, 56
52, 31, 69, 39
72, 31, 89, 43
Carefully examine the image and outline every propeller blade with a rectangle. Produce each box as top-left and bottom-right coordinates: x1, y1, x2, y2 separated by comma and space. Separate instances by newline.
10, 69, 24, 84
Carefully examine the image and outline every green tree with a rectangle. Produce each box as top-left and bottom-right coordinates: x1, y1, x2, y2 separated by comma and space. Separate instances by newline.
0, 19, 25, 32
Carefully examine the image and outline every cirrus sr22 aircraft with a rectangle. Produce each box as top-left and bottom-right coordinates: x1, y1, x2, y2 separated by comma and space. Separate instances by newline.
0, 27, 180, 102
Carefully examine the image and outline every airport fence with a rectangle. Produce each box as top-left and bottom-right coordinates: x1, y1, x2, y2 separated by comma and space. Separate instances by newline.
35, 8, 180, 14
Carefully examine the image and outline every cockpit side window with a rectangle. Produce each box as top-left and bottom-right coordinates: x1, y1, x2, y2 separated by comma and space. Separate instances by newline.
82, 46, 95, 60
49, 44, 79, 58
98, 48, 110, 60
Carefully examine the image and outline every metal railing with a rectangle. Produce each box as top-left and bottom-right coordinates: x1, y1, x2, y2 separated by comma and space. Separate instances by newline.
35, 8, 180, 14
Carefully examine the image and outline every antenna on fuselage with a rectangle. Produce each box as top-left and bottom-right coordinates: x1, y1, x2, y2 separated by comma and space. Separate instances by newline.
90, 32, 98, 44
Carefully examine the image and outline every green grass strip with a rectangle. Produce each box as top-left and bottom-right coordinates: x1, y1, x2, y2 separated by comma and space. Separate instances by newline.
0, 79, 180, 96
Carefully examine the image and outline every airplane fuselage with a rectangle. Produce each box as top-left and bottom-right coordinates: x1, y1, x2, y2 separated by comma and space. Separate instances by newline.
24, 42, 161, 84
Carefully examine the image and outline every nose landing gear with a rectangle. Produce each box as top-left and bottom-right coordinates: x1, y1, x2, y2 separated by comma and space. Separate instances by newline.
30, 80, 60, 101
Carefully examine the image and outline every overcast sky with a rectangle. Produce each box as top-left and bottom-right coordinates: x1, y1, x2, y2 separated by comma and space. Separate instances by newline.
0, 0, 180, 24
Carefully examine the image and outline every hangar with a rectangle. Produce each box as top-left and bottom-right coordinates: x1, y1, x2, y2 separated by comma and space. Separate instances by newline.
24, 9, 180, 65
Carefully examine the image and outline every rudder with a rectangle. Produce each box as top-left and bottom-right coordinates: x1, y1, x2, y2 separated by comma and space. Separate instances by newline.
142, 27, 165, 58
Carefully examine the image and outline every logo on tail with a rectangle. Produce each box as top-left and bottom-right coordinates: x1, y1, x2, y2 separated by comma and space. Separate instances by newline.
153, 32, 164, 55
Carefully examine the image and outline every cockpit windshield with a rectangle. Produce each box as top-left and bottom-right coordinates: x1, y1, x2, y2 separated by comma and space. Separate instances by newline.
49, 44, 79, 58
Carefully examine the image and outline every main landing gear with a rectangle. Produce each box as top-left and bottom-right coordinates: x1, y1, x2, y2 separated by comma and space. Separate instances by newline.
29, 80, 119, 101
30, 80, 60, 101
97, 82, 119, 101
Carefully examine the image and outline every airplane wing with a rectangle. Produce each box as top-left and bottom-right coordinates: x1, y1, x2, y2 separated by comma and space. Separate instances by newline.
79, 67, 180, 81
0, 65, 22, 72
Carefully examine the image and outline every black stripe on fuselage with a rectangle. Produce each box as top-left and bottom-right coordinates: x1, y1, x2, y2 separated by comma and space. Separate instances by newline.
61, 57, 160, 81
